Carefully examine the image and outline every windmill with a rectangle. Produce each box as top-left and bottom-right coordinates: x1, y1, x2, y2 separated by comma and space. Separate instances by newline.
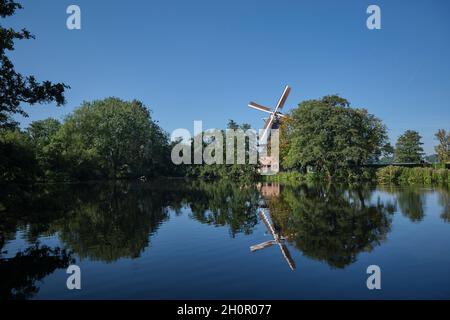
250, 210, 296, 271
248, 85, 291, 144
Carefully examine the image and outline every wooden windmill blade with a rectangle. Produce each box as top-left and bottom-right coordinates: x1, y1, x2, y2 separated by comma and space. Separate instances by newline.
260, 115, 274, 143
250, 240, 275, 252
259, 211, 277, 239
274, 85, 291, 112
278, 243, 296, 270
248, 102, 272, 114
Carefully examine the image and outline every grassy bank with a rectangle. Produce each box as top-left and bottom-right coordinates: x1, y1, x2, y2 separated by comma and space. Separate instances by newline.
263, 167, 450, 186
376, 166, 449, 185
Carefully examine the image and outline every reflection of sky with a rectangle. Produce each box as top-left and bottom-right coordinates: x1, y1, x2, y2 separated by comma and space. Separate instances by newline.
2, 231, 62, 258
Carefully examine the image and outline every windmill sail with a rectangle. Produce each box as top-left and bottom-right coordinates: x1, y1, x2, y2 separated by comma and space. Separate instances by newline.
260, 115, 274, 143
248, 102, 272, 113
274, 85, 291, 113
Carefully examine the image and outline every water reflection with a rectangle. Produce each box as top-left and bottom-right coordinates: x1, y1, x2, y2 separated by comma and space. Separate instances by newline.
250, 211, 296, 270
0, 180, 449, 298
438, 190, 450, 223
0, 244, 74, 300
267, 184, 396, 268
187, 182, 260, 237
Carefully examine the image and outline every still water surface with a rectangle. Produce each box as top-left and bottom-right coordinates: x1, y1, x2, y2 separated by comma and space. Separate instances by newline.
1, 180, 449, 299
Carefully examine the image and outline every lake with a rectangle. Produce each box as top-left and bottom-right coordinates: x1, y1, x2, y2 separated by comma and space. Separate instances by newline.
1, 180, 449, 299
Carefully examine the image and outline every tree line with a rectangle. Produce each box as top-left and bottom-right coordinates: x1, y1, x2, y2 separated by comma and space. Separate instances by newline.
279, 95, 449, 180
1, 0, 449, 183
0, 98, 177, 182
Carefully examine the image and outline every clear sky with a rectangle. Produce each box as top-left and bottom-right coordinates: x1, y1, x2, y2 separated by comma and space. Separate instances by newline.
5, 0, 450, 154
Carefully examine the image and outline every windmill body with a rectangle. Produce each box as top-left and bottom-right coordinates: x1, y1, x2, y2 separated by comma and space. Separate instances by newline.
248, 85, 291, 174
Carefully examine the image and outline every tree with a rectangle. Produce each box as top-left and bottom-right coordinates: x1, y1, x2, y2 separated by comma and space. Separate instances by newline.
54, 97, 170, 179
0, 0, 69, 128
282, 95, 389, 179
434, 129, 450, 164
0, 127, 38, 182
185, 120, 259, 182
394, 130, 424, 163
26, 118, 61, 178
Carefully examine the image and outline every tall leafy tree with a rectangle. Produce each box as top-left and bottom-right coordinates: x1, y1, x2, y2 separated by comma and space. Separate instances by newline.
394, 130, 424, 163
26, 118, 61, 178
0, 0, 69, 128
54, 98, 170, 179
0, 127, 37, 181
434, 129, 450, 164
186, 120, 259, 181
282, 95, 389, 179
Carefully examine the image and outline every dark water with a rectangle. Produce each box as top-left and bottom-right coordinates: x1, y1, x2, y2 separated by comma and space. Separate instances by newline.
1, 180, 449, 300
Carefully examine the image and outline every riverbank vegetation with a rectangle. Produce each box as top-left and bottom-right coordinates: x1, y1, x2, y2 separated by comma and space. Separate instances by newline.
265, 166, 450, 186
376, 166, 449, 185
1, 98, 176, 182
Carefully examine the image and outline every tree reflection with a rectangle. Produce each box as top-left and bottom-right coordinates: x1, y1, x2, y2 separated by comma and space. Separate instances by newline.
54, 182, 181, 262
269, 184, 396, 269
0, 244, 74, 300
438, 187, 450, 223
185, 181, 260, 237
396, 188, 426, 222
0, 180, 261, 264
1, 179, 448, 298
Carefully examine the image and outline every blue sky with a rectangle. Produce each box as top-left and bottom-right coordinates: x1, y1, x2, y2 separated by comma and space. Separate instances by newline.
5, 0, 450, 154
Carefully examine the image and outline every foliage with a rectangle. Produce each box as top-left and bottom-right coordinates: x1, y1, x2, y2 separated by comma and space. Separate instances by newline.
0, 0, 69, 128
0, 127, 38, 181
281, 95, 390, 180
376, 166, 449, 185
26, 118, 62, 179
394, 130, 424, 163
434, 129, 450, 164
51, 97, 171, 179
263, 171, 312, 185
1, 98, 174, 182
185, 120, 259, 182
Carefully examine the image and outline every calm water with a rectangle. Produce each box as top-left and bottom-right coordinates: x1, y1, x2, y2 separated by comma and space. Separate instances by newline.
1, 180, 449, 299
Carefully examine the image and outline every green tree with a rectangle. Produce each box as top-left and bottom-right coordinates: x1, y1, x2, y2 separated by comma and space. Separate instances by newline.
434, 129, 450, 164
0, 128, 37, 182
282, 95, 389, 179
394, 130, 424, 163
186, 120, 259, 182
0, 0, 69, 128
26, 118, 61, 178
54, 97, 170, 179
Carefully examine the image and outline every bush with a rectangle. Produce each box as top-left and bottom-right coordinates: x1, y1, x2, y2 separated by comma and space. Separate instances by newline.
376, 166, 404, 184
376, 166, 449, 185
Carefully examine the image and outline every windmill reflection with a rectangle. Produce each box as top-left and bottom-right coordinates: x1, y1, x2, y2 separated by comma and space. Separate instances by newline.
251, 183, 296, 271
250, 210, 296, 271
